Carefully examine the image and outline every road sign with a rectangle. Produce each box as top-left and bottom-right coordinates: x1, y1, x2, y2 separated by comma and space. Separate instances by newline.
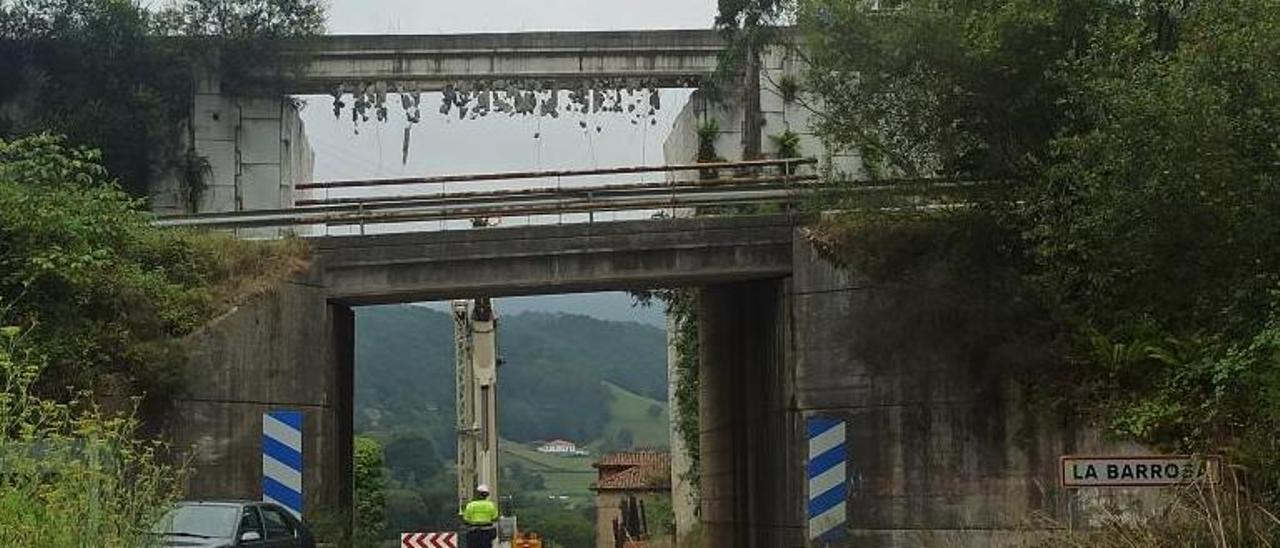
401, 532, 458, 548
807, 415, 847, 543
262, 410, 303, 518
1061, 455, 1222, 487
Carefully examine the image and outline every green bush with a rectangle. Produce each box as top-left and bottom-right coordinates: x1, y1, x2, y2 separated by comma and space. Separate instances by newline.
798, 0, 1280, 511
0, 134, 310, 411
0, 323, 183, 548
0, 0, 325, 199
354, 435, 388, 548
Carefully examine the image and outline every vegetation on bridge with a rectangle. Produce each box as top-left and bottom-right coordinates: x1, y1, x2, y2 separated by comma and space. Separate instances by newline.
791, 0, 1280, 542
0, 131, 311, 542
0, 0, 325, 202
0, 134, 311, 411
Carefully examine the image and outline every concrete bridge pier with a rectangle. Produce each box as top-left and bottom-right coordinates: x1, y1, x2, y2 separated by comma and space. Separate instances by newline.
699, 279, 805, 547
169, 269, 354, 530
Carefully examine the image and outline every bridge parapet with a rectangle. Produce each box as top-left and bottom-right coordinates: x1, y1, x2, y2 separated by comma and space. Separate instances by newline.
294, 29, 725, 94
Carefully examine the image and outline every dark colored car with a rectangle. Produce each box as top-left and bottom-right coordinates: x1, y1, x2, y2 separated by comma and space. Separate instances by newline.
151, 500, 316, 548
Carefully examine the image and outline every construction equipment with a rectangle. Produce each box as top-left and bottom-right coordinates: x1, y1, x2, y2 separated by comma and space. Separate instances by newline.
454, 298, 500, 506
455, 297, 518, 547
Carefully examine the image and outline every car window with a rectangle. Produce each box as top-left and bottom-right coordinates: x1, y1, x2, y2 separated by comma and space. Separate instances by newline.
259, 505, 296, 539
154, 504, 239, 538
238, 506, 265, 540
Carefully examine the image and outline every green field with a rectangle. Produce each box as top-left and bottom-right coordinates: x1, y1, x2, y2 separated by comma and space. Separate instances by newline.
501, 440, 597, 503
596, 382, 670, 450
499, 383, 670, 505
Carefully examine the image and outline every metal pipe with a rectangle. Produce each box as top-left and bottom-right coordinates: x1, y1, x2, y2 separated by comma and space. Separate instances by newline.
155, 188, 801, 230
161, 178, 819, 221
295, 157, 816, 190
296, 175, 819, 207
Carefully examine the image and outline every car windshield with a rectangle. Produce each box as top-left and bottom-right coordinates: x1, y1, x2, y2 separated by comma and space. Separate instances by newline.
152, 504, 239, 538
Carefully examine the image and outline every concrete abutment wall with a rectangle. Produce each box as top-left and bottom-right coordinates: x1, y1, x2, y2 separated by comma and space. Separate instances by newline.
785, 230, 1152, 547
169, 267, 353, 530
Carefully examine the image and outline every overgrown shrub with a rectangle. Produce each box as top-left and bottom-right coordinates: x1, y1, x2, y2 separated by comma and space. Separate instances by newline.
353, 435, 387, 547
0, 322, 183, 548
1026, 472, 1280, 547
0, 0, 325, 200
798, 0, 1280, 512
0, 134, 311, 411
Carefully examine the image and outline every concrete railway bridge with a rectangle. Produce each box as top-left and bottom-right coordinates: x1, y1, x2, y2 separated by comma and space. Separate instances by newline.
162, 158, 1114, 548
156, 29, 1128, 548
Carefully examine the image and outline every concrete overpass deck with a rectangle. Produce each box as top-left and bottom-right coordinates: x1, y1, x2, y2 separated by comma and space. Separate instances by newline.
295, 29, 725, 93
316, 214, 795, 305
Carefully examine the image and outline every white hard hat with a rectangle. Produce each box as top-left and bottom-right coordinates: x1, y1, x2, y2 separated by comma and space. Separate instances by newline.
477, 484, 490, 493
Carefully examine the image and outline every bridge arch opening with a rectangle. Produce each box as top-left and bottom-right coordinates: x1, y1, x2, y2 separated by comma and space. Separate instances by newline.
336, 277, 798, 547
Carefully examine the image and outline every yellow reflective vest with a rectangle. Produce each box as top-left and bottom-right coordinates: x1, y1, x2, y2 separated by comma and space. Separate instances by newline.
461, 499, 499, 525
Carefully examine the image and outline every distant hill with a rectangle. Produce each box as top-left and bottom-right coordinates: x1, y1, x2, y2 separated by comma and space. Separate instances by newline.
355, 304, 669, 457
598, 382, 669, 450
414, 292, 667, 328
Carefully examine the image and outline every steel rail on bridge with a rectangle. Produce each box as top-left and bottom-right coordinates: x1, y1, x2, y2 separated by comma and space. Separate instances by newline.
293, 158, 816, 190
155, 158, 819, 231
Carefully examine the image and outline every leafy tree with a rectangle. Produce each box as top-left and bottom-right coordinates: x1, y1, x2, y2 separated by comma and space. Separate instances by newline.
716, 0, 792, 32
515, 503, 596, 548
0, 0, 325, 199
168, 0, 325, 38
798, 0, 1107, 179
798, 0, 1280, 504
383, 480, 458, 540
383, 432, 443, 486
355, 306, 667, 452
614, 428, 635, 450
383, 489, 430, 539
353, 436, 387, 548
0, 134, 308, 411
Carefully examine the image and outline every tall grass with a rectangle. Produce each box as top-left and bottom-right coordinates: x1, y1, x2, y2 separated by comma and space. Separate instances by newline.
1027, 471, 1280, 548
0, 322, 185, 548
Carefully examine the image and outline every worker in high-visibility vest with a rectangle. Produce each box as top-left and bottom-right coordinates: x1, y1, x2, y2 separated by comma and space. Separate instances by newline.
461, 485, 499, 548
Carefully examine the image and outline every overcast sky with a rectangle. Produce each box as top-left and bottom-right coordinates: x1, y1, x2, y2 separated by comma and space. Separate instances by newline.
301, 0, 716, 214
303, 0, 715, 183
310, 1, 714, 320
326, 0, 715, 35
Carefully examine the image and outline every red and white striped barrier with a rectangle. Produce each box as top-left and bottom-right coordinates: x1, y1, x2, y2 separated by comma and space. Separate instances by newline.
401, 532, 458, 548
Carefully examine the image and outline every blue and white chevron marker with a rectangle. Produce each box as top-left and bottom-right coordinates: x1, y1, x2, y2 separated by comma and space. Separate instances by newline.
263, 410, 303, 518
807, 416, 847, 543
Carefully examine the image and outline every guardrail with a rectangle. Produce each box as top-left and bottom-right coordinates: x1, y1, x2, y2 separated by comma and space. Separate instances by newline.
154, 158, 819, 231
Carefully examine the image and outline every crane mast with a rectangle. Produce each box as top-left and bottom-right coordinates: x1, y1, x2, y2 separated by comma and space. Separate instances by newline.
454, 298, 500, 510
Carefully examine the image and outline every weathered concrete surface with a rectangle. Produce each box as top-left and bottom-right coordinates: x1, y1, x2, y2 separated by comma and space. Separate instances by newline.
700, 280, 804, 548
316, 215, 795, 305
296, 30, 724, 93
168, 266, 353, 524
151, 75, 313, 219
661, 41, 861, 192
787, 229, 1144, 547
168, 215, 1156, 547
667, 313, 698, 540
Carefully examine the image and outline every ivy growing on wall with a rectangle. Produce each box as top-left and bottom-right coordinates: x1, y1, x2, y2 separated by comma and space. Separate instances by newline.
632, 288, 701, 501
0, 0, 324, 203
668, 290, 701, 498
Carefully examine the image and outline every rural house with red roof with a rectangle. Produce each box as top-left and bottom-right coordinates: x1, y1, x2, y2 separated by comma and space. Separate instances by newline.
591, 450, 672, 548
